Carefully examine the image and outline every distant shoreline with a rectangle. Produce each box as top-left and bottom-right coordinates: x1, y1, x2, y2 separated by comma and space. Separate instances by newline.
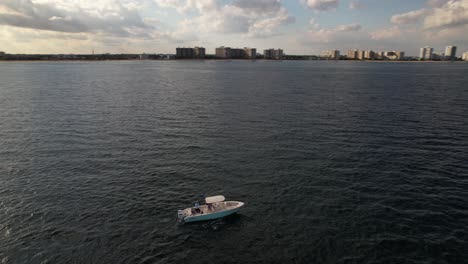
0, 59, 465, 63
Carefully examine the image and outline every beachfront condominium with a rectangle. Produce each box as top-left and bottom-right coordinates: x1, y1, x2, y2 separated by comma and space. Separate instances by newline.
264, 49, 283, 60
176, 47, 206, 59
243, 48, 257, 59
463, 52, 468, 61
215, 47, 256, 59
347, 49, 358, 59
357, 50, 365, 60
364, 50, 375, 60
322, 50, 340, 60
445, 46, 457, 60
420, 46, 433, 60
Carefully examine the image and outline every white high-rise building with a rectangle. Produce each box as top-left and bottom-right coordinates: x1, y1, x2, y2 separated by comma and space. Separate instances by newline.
445, 46, 457, 60
463, 52, 468, 61
419, 46, 433, 60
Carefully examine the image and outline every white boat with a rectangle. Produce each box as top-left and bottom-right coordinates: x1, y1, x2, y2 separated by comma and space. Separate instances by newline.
177, 195, 244, 223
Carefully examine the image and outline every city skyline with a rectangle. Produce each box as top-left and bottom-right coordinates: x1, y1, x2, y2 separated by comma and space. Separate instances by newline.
0, 0, 467, 55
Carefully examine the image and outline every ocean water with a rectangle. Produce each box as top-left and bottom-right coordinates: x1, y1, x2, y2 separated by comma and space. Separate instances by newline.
0, 60, 467, 264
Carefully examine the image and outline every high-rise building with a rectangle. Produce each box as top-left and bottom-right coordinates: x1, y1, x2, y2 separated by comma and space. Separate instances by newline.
215, 46, 231, 58
463, 52, 468, 61
357, 50, 365, 60
395, 51, 405, 60
176, 47, 205, 59
347, 49, 358, 59
445, 46, 457, 60
364, 50, 375, 60
215, 46, 255, 59
243, 47, 257, 59
264, 49, 283, 60
322, 50, 340, 59
194, 47, 206, 58
419, 46, 433, 60
375, 51, 384, 60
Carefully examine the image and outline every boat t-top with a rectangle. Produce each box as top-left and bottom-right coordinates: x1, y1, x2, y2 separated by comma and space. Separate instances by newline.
177, 195, 244, 223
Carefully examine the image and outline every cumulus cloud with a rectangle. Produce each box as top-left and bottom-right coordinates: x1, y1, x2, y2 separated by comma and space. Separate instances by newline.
301, 0, 339, 11
0, 0, 153, 37
370, 26, 402, 40
232, 0, 281, 14
300, 22, 362, 43
349, 0, 363, 9
335, 23, 361, 31
160, 0, 295, 38
424, 0, 468, 29
391, 9, 428, 25
427, 0, 452, 7
154, 0, 218, 13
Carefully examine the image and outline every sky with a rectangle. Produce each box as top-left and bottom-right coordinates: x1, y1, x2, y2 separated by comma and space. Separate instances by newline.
0, 0, 467, 55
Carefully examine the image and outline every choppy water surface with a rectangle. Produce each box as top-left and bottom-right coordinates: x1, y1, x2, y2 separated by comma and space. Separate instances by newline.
1, 61, 468, 263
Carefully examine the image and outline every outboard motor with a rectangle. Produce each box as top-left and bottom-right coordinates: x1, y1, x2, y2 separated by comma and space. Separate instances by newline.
177, 210, 187, 222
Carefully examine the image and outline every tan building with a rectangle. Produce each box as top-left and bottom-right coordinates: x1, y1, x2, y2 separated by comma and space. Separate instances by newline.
420, 46, 433, 60
346, 49, 358, 59
357, 50, 365, 60
364, 50, 375, 60
445, 46, 457, 60
322, 50, 340, 59
243, 47, 257, 59
463, 52, 468, 61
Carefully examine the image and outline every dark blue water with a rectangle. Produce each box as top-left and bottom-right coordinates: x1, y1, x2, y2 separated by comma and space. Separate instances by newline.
1, 61, 468, 264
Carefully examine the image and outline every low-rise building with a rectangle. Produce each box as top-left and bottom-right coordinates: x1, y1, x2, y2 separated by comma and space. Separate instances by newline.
432, 52, 445, 61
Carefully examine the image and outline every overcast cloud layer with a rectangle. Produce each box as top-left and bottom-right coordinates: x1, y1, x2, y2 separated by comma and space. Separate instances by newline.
0, 0, 467, 55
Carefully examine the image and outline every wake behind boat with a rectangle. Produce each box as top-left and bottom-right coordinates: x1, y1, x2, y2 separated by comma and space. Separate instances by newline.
177, 195, 244, 223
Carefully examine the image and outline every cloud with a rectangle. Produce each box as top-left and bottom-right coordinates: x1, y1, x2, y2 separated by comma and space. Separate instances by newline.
301, 0, 339, 11
370, 26, 402, 40
232, 0, 281, 14
248, 8, 296, 37
391, 9, 428, 25
154, 0, 218, 13
0, 0, 153, 37
427, 0, 451, 7
300, 22, 362, 44
424, 0, 468, 29
163, 0, 295, 39
335, 23, 361, 31
349, 0, 363, 9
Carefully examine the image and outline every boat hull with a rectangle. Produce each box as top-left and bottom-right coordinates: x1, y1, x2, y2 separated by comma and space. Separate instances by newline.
183, 202, 244, 223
